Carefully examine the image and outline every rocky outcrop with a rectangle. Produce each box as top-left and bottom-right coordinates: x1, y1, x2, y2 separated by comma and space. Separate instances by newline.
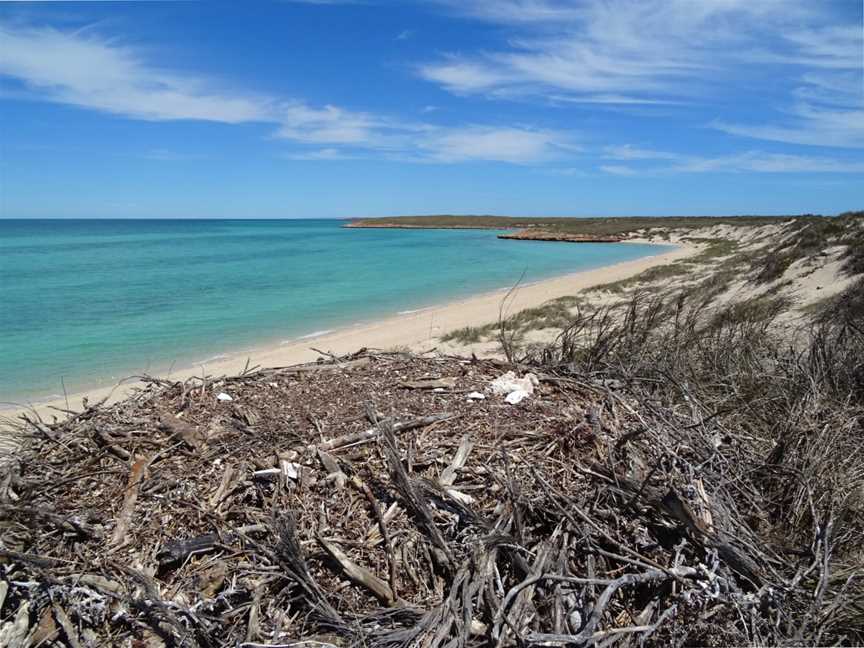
497, 228, 625, 243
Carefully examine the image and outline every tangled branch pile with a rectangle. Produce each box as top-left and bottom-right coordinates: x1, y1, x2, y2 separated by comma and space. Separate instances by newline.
2, 282, 863, 646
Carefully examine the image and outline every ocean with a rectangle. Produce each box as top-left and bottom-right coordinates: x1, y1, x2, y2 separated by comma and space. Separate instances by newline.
0, 219, 671, 403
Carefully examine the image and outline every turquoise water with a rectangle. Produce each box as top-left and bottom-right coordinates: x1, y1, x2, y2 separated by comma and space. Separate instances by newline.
0, 219, 670, 403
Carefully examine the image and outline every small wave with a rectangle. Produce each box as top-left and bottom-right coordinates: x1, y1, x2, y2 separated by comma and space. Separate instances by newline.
283, 329, 334, 344
195, 353, 230, 364
398, 308, 430, 315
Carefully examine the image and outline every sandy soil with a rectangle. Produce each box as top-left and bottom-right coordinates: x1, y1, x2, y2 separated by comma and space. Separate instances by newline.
1, 242, 696, 421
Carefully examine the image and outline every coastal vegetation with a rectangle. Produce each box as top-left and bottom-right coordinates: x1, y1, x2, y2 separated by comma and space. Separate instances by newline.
347, 213, 842, 245
443, 212, 863, 356
1, 212, 861, 646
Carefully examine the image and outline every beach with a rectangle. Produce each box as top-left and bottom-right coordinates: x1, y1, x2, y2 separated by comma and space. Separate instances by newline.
2, 240, 695, 420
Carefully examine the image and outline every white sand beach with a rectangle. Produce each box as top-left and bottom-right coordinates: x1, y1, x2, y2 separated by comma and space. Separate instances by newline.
1, 241, 696, 420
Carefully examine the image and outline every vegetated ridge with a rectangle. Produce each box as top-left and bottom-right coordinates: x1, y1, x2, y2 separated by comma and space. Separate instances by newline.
344, 213, 841, 243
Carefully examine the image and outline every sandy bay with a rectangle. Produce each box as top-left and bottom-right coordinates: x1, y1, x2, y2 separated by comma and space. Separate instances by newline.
1, 240, 694, 420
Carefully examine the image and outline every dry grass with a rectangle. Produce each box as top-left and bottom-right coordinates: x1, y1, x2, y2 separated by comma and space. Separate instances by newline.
588, 263, 691, 294
519, 283, 864, 644
754, 212, 862, 283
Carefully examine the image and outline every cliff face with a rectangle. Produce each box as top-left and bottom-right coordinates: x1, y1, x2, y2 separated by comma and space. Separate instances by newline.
497, 228, 625, 243
343, 221, 506, 230
343, 221, 625, 240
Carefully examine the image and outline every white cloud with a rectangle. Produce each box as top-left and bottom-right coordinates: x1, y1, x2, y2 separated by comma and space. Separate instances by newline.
274, 103, 391, 146
281, 148, 357, 160
422, 0, 816, 101
421, 0, 862, 121
712, 111, 864, 149
599, 164, 639, 176
419, 57, 510, 94
433, 0, 585, 25
0, 20, 577, 165
600, 146, 864, 174
0, 23, 271, 123
418, 126, 573, 163
705, 24, 863, 150
776, 25, 862, 69
396, 29, 413, 41
549, 94, 683, 106
603, 145, 680, 161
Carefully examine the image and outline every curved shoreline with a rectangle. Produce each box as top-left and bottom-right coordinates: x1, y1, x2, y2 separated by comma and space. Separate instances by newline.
1, 240, 696, 420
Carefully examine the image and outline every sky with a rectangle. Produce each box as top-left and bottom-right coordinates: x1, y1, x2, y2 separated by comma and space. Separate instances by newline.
0, 0, 862, 219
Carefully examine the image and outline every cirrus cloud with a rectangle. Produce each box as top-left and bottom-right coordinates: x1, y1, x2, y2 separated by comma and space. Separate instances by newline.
422, 0, 863, 148
0, 20, 574, 164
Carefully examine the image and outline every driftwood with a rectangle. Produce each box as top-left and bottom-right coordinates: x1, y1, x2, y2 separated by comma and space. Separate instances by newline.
1, 350, 859, 647
400, 377, 457, 390
316, 412, 455, 452
317, 536, 395, 604
157, 524, 267, 565
109, 455, 149, 546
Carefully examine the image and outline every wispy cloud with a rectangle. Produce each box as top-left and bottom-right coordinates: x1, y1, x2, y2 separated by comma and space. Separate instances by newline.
712, 109, 864, 150
602, 145, 680, 161
396, 29, 413, 41
420, 0, 862, 137
600, 146, 864, 174
274, 103, 407, 146
281, 147, 358, 160
0, 20, 573, 164
708, 23, 863, 149
417, 126, 575, 163
599, 164, 639, 176
422, 1, 813, 101
0, 23, 271, 123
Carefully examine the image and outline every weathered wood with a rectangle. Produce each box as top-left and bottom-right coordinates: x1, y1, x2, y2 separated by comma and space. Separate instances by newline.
400, 377, 457, 390
317, 536, 395, 604
350, 474, 398, 600
209, 463, 236, 510
381, 422, 454, 570
53, 605, 83, 648
158, 413, 206, 451
316, 412, 455, 452
439, 435, 473, 487
278, 357, 371, 374
157, 524, 266, 565
110, 456, 148, 547
0, 601, 29, 648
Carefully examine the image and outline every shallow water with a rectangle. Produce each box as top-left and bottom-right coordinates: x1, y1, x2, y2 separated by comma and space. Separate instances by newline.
0, 219, 671, 402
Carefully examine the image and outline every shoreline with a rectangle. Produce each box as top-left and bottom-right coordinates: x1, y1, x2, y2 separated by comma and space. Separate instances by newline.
1, 240, 696, 420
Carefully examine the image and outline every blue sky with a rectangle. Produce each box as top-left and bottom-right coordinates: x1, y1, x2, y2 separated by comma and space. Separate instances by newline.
0, 0, 862, 218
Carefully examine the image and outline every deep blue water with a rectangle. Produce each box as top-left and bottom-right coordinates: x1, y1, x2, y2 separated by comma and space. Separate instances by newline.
0, 219, 670, 402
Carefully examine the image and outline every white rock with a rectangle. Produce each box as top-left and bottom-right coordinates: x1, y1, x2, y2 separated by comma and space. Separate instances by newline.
489, 371, 518, 395
505, 389, 530, 405
467, 391, 486, 400
280, 460, 301, 481
490, 372, 537, 404
216, 392, 233, 402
